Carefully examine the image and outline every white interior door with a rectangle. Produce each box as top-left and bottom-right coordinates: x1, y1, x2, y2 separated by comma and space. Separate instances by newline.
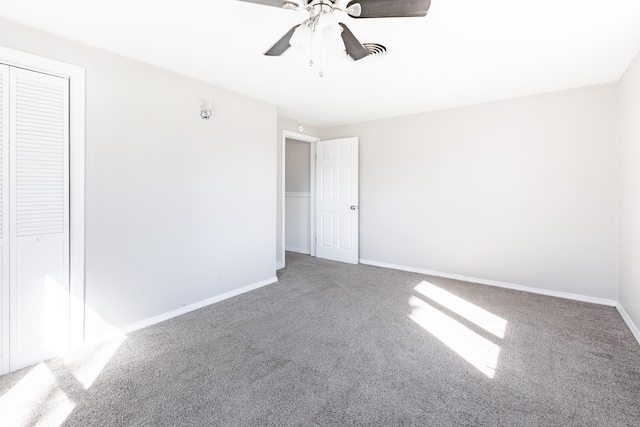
316, 137, 359, 264
8, 67, 70, 371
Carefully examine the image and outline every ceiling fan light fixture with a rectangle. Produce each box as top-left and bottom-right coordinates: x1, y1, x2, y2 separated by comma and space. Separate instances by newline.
317, 11, 342, 46
316, 10, 340, 32
290, 23, 313, 49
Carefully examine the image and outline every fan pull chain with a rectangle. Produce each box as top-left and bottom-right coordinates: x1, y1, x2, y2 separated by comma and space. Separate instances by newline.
309, 27, 324, 78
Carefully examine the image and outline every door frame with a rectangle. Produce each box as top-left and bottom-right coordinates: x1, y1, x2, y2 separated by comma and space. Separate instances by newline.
279, 130, 319, 269
0, 45, 85, 374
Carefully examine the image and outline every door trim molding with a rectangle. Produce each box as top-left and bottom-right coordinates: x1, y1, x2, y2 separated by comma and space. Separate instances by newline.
279, 130, 319, 270
0, 46, 86, 374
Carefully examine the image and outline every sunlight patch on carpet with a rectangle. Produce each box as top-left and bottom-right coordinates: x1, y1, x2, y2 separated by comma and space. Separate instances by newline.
0, 363, 75, 427
414, 281, 508, 338
409, 295, 500, 378
63, 336, 125, 389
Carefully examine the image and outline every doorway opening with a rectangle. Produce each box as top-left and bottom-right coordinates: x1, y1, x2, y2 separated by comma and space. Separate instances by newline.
279, 132, 360, 269
279, 131, 318, 270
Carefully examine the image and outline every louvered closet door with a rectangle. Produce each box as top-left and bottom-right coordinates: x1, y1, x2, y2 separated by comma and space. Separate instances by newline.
9, 67, 70, 371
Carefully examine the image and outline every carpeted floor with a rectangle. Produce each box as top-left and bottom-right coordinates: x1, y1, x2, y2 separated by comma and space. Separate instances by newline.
1, 252, 639, 426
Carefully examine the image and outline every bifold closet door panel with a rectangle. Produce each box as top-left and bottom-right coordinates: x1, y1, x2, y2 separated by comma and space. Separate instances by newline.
9, 67, 70, 370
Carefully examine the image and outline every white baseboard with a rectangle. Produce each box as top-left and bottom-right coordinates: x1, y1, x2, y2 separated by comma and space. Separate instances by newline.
617, 304, 640, 345
359, 259, 617, 307
120, 276, 278, 336
285, 246, 311, 255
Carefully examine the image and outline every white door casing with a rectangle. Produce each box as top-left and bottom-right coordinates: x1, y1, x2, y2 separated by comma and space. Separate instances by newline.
9, 67, 70, 371
0, 46, 85, 375
0, 64, 9, 373
316, 137, 359, 264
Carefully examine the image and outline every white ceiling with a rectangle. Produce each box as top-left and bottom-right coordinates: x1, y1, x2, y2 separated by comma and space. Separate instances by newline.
1, 0, 640, 127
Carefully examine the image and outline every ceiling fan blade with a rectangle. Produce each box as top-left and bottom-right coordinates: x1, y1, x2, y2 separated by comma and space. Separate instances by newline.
347, 0, 431, 18
236, 0, 296, 8
265, 25, 299, 56
339, 23, 371, 61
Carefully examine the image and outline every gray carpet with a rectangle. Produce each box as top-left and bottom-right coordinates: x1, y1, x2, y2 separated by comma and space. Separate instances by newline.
1, 252, 639, 426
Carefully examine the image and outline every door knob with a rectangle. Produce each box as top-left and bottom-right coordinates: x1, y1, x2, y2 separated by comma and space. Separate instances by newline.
350, 205, 357, 210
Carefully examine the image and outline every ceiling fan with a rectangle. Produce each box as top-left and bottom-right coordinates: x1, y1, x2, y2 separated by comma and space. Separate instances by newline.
237, 0, 432, 62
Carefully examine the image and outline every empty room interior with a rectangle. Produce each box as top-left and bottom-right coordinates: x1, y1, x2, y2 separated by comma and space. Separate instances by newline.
0, 0, 639, 425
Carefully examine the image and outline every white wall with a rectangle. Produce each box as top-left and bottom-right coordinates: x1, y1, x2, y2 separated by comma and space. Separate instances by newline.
320, 86, 619, 301
619, 50, 640, 339
0, 19, 277, 342
285, 139, 311, 192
